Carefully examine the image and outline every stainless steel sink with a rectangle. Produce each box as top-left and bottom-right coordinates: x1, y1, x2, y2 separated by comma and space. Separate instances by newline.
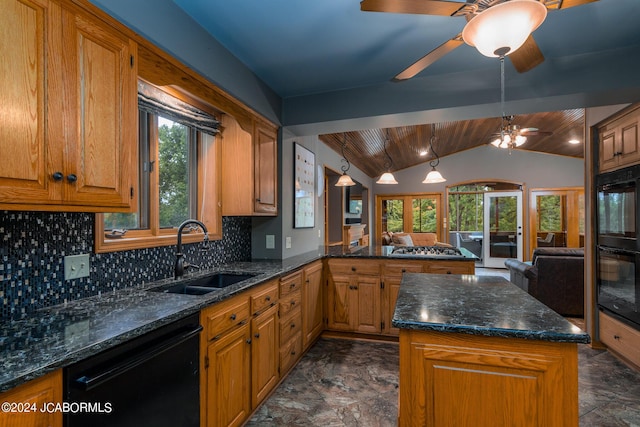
149, 272, 257, 295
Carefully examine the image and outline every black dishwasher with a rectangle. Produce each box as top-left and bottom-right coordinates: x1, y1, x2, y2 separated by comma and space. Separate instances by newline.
64, 313, 202, 427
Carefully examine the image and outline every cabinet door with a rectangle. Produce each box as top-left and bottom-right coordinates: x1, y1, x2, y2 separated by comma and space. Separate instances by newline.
0, 0, 63, 205
302, 261, 324, 349
61, 9, 137, 208
354, 275, 381, 334
251, 304, 279, 409
0, 370, 62, 427
253, 123, 277, 215
385, 276, 402, 336
327, 274, 352, 331
616, 111, 640, 168
206, 324, 251, 427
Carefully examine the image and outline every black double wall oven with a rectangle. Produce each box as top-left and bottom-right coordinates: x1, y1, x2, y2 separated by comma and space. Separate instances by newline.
596, 164, 640, 329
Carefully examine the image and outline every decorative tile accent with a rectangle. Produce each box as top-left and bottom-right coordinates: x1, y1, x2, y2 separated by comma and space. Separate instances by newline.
0, 211, 251, 320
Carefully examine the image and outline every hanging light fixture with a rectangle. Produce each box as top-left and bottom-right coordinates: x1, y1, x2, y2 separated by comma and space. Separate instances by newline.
335, 133, 356, 187
422, 123, 446, 184
376, 129, 398, 185
489, 56, 527, 152
462, 0, 547, 59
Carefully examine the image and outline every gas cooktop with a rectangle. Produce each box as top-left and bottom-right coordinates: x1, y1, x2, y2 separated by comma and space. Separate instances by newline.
390, 246, 463, 257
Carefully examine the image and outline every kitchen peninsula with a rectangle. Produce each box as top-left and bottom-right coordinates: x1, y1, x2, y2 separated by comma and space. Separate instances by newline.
394, 274, 590, 427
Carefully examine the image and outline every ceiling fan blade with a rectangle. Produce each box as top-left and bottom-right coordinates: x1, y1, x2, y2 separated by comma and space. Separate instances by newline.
394, 36, 463, 81
520, 128, 553, 136
509, 35, 545, 73
360, 0, 469, 16
552, 0, 599, 10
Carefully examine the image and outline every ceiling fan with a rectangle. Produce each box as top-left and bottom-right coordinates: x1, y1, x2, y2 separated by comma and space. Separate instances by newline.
489, 114, 553, 150
360, 0, 599, 80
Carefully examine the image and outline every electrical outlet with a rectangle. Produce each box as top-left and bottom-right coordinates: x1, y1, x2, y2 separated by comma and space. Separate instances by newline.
285, 236, 292, 249
266, 234, 275, 249
64, 254, 90, 280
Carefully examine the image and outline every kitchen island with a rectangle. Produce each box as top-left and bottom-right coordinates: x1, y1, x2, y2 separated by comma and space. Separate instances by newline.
394, 274, 590, 427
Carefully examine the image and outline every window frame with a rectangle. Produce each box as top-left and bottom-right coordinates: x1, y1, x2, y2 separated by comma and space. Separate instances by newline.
375, 193, 443, 242
95, 84, 221, 253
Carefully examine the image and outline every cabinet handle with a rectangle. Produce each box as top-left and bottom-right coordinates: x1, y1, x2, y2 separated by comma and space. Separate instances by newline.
52, 172, 64, 181
290, 283, 296, 289
446, 271, 452, 274
265, 296, 271, 302
254, 333, 260, 338
291, 351, 296, 355
614, 335, 621, 340
291, 300, 296, 306
290, 323, 296, 328
230, 313, 236, 321
351, 267, 356, 272
402, 269, 406, 273
246, 339, 252, 344
67, 174, 78, 183
256, 198, 261, 202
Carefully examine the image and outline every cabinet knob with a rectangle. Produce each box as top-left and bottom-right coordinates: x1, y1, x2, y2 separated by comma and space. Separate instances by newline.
230, 313, 237, 321
614, 335, 621, 340
291, 351, 296, 356
351, 267, 356, 272
67, 174, 78, 183
246, 339, 252, 344
291, 300, 296, 306
290, 323, 296, 328
265, 296, 271, 302
52, 172, 64, 181
254, 333, 260, 338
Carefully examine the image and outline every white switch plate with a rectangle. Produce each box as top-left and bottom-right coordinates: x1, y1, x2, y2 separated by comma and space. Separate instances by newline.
266, 234, 275, 249
64, 254, 90, 280
285, 236, 292, 249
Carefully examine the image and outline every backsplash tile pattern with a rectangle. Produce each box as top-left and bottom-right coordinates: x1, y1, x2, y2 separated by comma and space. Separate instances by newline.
0, 211, 251, 320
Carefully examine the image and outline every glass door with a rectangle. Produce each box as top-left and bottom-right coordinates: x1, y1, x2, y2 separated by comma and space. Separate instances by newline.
483, 191, 523, 268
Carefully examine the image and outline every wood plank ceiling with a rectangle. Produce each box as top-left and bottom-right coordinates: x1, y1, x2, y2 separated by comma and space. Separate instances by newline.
319, 109, 585, 178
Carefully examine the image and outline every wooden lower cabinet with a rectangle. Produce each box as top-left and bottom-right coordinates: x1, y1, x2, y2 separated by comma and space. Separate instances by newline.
251, 304, 279, 408
382, 261, 425, 335
202, 279, 279, 427
0, 370, 62, 427
279, 270, 303, 376
327, 272, 381, 334
599, 311, 640, 369
205, 321, 251, 427
302, 260, 324, 350
398, 329, 578, 427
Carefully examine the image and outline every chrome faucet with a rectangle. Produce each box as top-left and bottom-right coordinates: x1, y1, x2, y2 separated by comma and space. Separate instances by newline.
175, 219, 210, 279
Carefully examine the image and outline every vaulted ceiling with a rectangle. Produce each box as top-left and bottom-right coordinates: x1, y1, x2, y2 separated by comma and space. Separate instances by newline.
319, 109, 584, 177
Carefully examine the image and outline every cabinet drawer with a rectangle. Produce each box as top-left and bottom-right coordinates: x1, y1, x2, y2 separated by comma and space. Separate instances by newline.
280, 271, 303, 297
205, 297, 250, 341
251, 282, 279, 315
328, 260, 379, 276
279, 306, 302, 344
383, 262, 424, 276
600, 311, 640, 368
280, 332, 302, 375
279, 289, 301, 317
425, 262, 474, 275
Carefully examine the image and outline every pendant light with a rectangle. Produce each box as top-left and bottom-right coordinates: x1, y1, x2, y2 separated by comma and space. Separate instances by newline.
335, 133, 356, 187
422, 123, 446, 184
376, 129, 398, 185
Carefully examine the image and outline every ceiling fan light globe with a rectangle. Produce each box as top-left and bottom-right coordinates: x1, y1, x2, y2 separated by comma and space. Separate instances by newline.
422, 168, 446, 184
377, 172, 399, 185
335, 173, 356, 187
515, 135, 527, 146
462, 0, 547, 58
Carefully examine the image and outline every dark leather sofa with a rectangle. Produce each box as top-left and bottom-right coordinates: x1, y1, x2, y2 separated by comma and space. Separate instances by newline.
504, 247, 584, 317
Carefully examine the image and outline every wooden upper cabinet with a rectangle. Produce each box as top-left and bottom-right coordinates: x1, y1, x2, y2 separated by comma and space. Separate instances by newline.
254, 121, 278, 215
61, 8, 137, 208
221, 115, 278, 216
0, 0, 137, 212
599, 103, 640, 173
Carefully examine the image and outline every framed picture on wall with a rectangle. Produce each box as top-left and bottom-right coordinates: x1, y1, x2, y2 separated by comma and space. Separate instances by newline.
294, 143, 315, 228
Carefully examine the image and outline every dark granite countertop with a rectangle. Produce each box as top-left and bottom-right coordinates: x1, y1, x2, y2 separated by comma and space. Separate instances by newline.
0, 245, 476, 393
392, 273, 590, 344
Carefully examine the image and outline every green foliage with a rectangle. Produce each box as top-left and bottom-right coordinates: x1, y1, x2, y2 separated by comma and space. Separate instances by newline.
538, 195, 562, 231
412, 198, 437, 232
449, 193, 483, 232
383, 199, 404, 232
103, 212, 139, 230
158, 121, 190, 228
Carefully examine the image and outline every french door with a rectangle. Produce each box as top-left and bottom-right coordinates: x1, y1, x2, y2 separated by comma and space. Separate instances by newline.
483, 191, 523, 268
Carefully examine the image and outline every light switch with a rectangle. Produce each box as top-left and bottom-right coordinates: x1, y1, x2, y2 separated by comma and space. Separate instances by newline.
64, 254, 90, 280
266, 235, 275, 249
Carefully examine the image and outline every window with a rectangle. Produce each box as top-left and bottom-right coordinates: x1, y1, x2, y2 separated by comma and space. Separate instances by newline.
377, 194, 442, 239
96, 81, 221, 253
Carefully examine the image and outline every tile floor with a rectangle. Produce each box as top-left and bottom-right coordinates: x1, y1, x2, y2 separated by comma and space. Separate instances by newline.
247, 337, 640, 426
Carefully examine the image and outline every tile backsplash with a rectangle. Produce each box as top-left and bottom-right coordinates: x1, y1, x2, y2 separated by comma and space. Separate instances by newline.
0, 211, 251, 320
